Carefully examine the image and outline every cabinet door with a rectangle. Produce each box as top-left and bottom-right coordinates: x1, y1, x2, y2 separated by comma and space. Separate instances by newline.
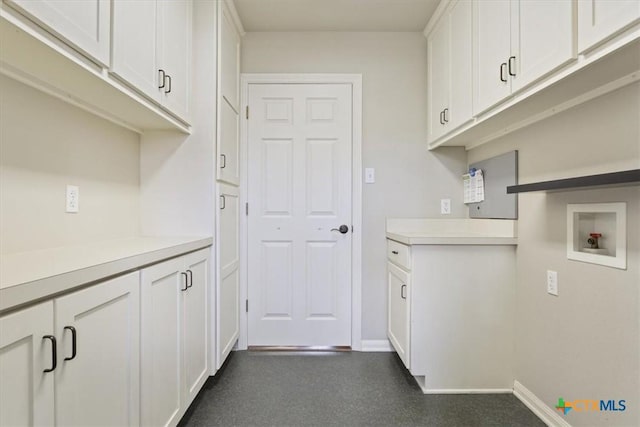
111, 0, 161, 101
219, 1, 241, 111
578, 0, 640, 53
182, 249, 210, 407
6, 0, 110, 65
473, 0, 512, 114
54, 273, 140, 426
141, 258, 184, 427
511, 0, 575, 92
427, 13, 450, 142
448, 0, 473, 129
217, 183, 240, 368
158, 0, 192, 121
387, 262, 410, 369
0, 302, 54, 427
217, 99, 240, 185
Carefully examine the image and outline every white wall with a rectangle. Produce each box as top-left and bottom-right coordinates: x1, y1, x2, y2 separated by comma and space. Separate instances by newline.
468, 83, 640, 427
0, 75, 140, 254
241, 32, 467, 340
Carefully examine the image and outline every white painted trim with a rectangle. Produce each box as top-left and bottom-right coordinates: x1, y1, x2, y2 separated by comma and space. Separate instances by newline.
423, 0, 450, 37
360, 340, 393, 352
514, 381, 571, 427
224, 0, 246, 37
421, 388, 514, 395
238, 73, 363, 351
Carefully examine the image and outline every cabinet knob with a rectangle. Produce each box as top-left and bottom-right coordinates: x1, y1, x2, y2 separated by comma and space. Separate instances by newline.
401, 284, 407, 300
165, 74, 172, 94
220, 153, 226, 169
181, 272, 189, 291
391, 250, 399, 255
443, 108, 449, 123
186, 270, 193, 288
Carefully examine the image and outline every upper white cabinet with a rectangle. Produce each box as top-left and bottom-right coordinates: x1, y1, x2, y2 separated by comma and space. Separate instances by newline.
427, 0, 473, 142
111, 0, 192, 122
473, 0, 574, 114
111, 0, 160, 102
158, 0, 192, 121
219, 0, 241, 112
6, 0, 110, 65
578, 0, 640, 53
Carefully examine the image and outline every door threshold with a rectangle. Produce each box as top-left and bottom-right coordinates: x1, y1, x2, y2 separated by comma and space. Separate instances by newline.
248, 346, 351, 352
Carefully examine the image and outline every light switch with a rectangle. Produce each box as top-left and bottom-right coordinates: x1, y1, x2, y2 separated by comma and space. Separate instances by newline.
365, 168, 375, 184
547, 270, 558, 296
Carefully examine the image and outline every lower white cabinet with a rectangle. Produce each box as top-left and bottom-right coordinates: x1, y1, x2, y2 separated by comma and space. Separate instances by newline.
0, 302, 54, 426
387, 239, 516, 393
387, 262, 410, 368
0, 273, 140, 426
141, 248, 209, 427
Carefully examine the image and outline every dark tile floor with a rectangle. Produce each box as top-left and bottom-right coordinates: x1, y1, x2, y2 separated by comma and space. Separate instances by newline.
179, 351, 545, 427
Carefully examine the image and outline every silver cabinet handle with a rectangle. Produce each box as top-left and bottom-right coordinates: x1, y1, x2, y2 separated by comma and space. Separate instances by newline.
401, 284, 407, 300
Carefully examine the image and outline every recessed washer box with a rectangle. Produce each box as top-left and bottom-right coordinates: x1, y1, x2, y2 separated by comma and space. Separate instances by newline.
567, 202, 626, 269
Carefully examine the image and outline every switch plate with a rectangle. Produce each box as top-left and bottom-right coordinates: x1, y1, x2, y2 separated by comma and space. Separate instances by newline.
547, 270, 558, 296
66, 185, 79, 213
365, 168, 375, 184
440, 198, 451, 215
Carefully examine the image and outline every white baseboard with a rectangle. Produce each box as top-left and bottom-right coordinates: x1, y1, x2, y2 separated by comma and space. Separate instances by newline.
360, 339, 393, 352
513, 380, 571, 427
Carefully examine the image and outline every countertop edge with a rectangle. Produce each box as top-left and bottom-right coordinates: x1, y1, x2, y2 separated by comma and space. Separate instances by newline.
386, 232, 518, 246
0, 237, 213, 313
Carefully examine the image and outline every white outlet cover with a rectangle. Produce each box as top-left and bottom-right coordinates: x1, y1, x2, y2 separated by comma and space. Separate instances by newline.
547, 270, 558, 296
364, 168, 375, 184
66, 185, 79, 213
440, 199, 451, 215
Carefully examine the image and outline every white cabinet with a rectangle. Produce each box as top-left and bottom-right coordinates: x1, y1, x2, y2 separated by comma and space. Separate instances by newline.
578, 0, 640, 53
217, 0, 242, 185
141, 249, 209, 427
54, 273, 140, 426
427, 0, 472, 142
218, 99, 240, 185
0, 273, 139, 427
217, 184, 240, 368
0, 302, 54, 426
6, 0, 110, 65
158, 0, 192, 121
219, 0, 241, 111
215, 0, 242, 366
111, 0, 192, 122
387, 262, 410, 368
111, 0, 159, 102
386, 238, 516, 393
473, 0, 574, 114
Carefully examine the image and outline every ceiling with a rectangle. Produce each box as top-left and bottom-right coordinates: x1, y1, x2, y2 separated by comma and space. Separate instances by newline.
233, 0, 441, 32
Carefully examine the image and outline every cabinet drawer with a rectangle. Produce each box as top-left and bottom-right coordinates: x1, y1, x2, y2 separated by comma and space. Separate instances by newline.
387, 239, 411, 270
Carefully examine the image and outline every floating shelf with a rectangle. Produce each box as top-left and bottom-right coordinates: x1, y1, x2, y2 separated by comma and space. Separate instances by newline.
507, 169, 640, 194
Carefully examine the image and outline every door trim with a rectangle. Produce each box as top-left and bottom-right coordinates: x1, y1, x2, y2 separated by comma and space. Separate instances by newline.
239, 73, 363, 351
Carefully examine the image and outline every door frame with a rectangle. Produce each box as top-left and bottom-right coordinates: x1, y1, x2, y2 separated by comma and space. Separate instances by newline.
238, 73, 363, 350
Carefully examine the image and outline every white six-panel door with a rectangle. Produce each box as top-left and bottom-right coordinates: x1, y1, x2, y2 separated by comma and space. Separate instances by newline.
247, 83, 353, 347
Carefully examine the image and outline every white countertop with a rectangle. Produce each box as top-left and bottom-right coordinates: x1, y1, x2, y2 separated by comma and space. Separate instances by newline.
0, 236, 213, 312
386, 218, 517, 246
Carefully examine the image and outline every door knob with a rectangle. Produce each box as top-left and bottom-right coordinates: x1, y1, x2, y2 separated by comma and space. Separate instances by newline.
331, 225, 349, 234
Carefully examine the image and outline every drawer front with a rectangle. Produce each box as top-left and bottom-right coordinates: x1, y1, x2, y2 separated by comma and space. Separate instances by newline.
387, 239, 411, 270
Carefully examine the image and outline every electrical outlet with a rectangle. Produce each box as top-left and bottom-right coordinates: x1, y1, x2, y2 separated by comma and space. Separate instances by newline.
66, 185, 79, 213
547, 270, 558, 296
440, 198, 451, 215
364, 168, 375, 184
